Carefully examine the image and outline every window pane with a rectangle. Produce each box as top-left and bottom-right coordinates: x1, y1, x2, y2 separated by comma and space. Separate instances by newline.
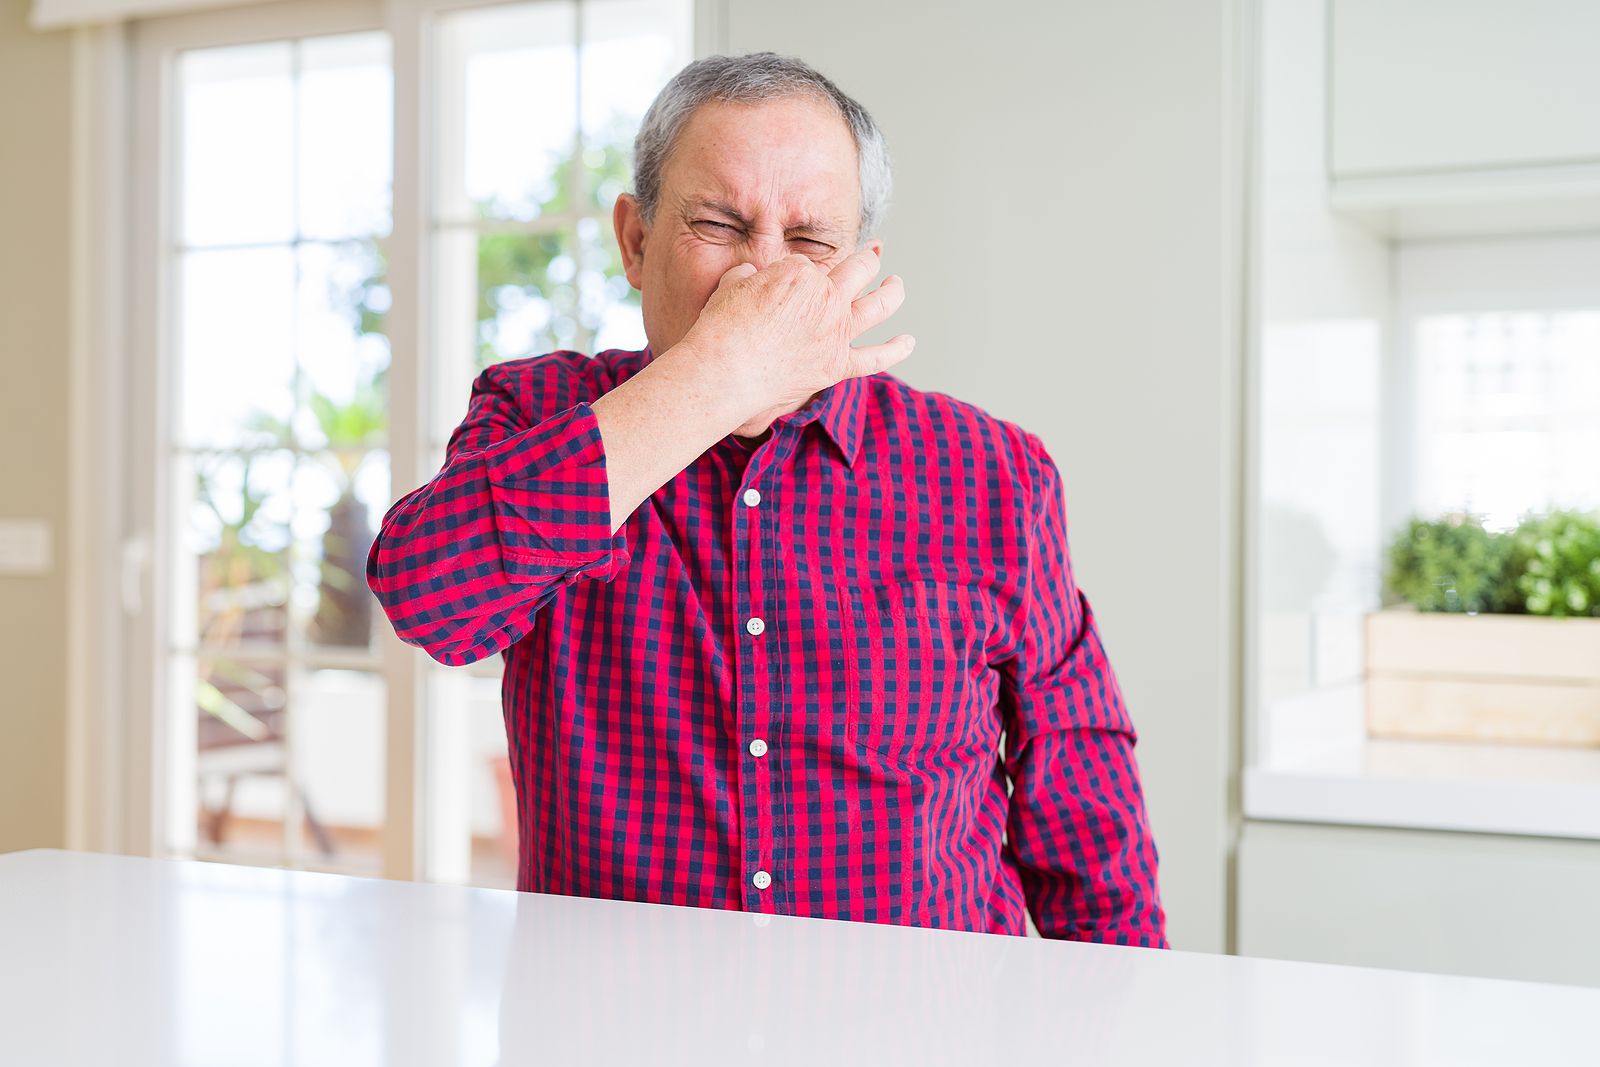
479, 228, 583, 364
295, 240, 390, 451
178, 42, 295, 247
191, 651, 290, 862
579, 0, 691, 211
291, 668, 386, 874
425, 670, 515, 889
578, 214, 644, 352
189, 663, 387, 876
292, 451, 388, 653
430, 226, 482, 447
431, 226, 583, 430
180, 449, 295, 651
165, 24, 396, 883
179, 247, 296, 449
298, 32, 394, 240
437, 1, 579, 223
424, 444, 448, 484
1416, 311, 1600, 529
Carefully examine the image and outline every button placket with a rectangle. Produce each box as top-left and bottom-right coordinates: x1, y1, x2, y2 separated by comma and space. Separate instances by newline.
735, 427, 804, 913
735, 453, 777, 911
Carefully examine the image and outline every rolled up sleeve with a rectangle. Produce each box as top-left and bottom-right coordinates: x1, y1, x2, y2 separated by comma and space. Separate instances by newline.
367, 364, 631, 667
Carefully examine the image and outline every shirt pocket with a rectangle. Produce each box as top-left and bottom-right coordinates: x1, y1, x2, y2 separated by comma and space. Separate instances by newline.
834, 577, 987, 763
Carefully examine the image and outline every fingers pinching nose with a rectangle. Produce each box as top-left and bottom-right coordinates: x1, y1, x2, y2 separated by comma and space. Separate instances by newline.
719, 262, 758, 287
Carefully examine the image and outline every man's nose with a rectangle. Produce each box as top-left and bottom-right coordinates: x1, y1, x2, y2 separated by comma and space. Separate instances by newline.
738, 234, 788, 272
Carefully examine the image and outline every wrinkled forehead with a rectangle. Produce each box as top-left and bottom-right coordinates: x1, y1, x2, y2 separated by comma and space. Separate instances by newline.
659, 97, 861, 229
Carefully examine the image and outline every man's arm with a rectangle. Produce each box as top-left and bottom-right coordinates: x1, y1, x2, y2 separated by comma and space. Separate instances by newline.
995, 433, 1168, 948
367, 341, 777, 665
367, 251, 913, 667
367, 360, 619, 667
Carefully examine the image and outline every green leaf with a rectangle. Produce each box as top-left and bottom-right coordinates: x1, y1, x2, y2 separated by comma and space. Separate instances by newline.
1511, 511, 1600, 618
1384, 513, 1518, 614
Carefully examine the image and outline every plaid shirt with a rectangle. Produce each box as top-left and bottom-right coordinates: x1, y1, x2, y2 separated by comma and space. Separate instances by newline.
367, 347, 1167, 946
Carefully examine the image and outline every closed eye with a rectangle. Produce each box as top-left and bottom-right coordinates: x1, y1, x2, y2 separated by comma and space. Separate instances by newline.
692, 219, 835, 255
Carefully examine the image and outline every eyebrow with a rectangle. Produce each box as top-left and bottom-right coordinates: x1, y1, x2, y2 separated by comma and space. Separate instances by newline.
682, 197, 847, 239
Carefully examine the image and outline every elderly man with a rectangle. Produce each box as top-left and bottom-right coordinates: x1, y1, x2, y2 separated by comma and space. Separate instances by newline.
368, 52, 1167, 946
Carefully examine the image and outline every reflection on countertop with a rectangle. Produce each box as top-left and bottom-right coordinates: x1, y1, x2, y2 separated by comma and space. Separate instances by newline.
0, 848, 1596, 1065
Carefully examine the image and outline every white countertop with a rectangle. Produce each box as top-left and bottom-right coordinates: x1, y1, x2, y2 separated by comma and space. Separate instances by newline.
1, 848, 1595, 1066
1244, 683, 1600, 839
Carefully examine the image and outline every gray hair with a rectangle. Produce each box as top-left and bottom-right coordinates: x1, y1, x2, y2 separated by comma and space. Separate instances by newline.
630, 52, 892, 242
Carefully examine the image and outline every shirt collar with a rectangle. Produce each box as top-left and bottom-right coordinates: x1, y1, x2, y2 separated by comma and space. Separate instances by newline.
629, 345, 867, 469
803, 372, 867, 469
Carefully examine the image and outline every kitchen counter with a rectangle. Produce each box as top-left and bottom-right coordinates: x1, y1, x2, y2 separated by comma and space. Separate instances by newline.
0, 848, 1593, 1065
1245, 683, 1600, 839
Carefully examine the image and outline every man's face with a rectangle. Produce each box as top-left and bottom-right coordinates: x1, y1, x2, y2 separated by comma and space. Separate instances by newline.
613, 94, 883, 359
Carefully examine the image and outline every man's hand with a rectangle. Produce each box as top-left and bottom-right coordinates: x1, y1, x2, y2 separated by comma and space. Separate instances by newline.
588, 251, 910, 533
679, 250, 915, 433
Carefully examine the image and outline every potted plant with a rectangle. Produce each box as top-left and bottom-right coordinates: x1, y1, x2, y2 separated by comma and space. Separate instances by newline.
1367, 511, 1600, 747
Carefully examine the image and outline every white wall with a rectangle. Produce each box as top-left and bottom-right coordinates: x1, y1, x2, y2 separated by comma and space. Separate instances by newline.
0, 0, 72, 855
724, 0, 1248, 952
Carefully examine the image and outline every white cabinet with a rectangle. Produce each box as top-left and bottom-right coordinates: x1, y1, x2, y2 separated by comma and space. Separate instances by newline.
1330, 0, 1600, 177
1328, 0, 1600, 237
1238, 820, 1600, 988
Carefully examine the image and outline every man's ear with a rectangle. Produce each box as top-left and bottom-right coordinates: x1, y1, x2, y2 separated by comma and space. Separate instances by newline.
865, 236, 883, 257
614, 193, 647, 290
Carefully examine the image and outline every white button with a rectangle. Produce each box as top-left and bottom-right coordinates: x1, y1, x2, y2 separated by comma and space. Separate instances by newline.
748, 738, 768, 758
752, 870, 772, 890
742, 488, 762, 507
745, 616, 765, 636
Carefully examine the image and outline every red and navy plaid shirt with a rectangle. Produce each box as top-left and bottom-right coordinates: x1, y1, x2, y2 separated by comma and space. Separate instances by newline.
368, 346, 1167, 946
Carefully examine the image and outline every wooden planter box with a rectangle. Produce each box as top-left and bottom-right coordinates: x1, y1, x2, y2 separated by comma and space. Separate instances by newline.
1365, 607, 1600, 747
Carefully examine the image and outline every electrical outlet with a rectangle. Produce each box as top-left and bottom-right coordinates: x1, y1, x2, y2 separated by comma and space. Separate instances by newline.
0, 518, 53, 576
